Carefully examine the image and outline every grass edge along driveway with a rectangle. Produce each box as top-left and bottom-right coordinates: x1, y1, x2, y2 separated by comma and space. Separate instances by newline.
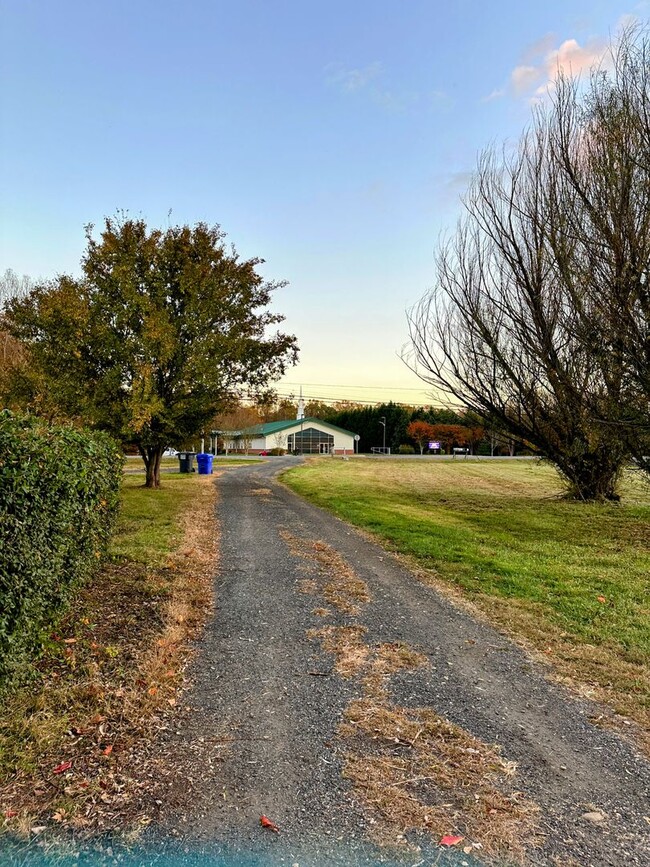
282, 458, 650, 750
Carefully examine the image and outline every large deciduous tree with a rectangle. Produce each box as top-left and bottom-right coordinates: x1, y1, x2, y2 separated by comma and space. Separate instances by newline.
406, 27, 650, 500
2, 218, 298, 487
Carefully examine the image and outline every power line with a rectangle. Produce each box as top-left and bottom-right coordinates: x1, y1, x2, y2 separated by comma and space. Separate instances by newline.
244, 389, 461, 410
279, 381, 435, 393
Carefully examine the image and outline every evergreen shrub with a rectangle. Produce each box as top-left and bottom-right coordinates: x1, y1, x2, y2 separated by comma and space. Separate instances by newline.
0, 412, 123, 682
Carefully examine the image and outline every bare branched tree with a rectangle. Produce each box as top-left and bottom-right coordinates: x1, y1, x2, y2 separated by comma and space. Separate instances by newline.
405, 30, 650, 499
545, 30, 650, 472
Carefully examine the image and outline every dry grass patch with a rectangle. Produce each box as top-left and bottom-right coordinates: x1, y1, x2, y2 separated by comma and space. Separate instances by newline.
280, 529, 370, 615
250, 487, 272, 496
312, 607, 332, 618
307, 616, 538, 859
340, 659, 539, 862
0, 476, 217, 837
307, 625, 369, 677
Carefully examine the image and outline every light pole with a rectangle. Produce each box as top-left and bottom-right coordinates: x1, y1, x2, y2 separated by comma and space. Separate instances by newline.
380, 416, 386, 453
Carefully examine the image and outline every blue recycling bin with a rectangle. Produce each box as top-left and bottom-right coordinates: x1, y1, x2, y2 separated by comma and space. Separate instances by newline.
196, 452, 214, 475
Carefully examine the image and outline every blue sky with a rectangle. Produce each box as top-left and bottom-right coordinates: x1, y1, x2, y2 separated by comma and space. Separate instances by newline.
0, 0, 643, 405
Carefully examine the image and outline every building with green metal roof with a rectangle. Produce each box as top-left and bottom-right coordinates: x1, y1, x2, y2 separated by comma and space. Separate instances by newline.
220, 417, 358, 455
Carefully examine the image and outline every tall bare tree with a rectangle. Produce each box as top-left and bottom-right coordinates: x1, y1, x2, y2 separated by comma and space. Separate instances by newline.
545, 30, 650, 473
405, 39, 647, 499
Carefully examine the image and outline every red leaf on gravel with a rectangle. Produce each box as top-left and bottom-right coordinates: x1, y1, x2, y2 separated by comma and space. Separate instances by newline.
260, 815, 280, 832
440, 834, 463, 847
52, 761, 72, 774
101, 745, 113, 756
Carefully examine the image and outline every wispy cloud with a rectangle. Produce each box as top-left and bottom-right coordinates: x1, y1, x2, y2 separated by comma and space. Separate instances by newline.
324, 61, 447, 113
324, 61, 383, 93
482, 87, 505, 103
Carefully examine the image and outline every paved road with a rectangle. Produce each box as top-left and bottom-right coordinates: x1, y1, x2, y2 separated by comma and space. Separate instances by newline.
153, 458, 650, 867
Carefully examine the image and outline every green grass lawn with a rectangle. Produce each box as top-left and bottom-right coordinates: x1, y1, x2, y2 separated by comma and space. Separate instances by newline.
124, 456, 262, 472
283, 458, 650, 731
111, 473, 204, 566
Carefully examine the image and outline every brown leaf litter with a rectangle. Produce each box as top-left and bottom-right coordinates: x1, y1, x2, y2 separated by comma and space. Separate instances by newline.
0, 476, 218, 840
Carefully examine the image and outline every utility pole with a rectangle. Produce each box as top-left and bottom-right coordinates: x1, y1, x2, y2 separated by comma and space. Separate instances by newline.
380, 416, 386, 453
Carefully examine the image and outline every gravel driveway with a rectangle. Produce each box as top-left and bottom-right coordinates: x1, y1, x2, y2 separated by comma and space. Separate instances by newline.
152, 458, 650, 867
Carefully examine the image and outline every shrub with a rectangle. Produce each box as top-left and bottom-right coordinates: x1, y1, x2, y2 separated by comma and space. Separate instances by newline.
0, 412, 124, 683
268, 448, 286, 456
398, 444, 415, 454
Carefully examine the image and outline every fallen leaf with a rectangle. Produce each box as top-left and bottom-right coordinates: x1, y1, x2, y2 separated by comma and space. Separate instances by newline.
260, 814, 280, 832
52, 761, 73, 774
90, 714, 106, 725
148, 686, 158, 696
62, 638, 77, 644
4, 809, 18, 818
102, 745, 113, 756
597, 595, 606, 603
440, 834, 464, 847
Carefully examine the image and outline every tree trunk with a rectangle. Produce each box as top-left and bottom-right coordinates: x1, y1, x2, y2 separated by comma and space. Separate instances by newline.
555, 446, 625, 502
139, 445, 165, 488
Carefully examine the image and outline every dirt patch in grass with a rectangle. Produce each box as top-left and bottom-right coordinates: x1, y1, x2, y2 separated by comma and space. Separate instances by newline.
0, 476, 218, 839
280, 530, 370, 615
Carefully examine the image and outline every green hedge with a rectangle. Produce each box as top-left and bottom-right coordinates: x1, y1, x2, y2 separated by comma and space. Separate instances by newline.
0, 412, 124, 682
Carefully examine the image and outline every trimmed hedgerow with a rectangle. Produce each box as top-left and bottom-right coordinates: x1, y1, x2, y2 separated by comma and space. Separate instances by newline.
0, 412, 124, 683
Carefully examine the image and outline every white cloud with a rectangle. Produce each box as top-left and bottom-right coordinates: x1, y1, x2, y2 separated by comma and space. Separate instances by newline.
511, 64, 544, 95
508, 34, 611, 102
485, 15, 642, 106
324, 61, 382, 93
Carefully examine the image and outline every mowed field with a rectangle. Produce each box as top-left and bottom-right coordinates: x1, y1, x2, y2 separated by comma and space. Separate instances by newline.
283, 458, 650, 740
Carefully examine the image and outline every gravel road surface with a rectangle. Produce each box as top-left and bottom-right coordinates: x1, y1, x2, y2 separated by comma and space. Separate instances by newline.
153, 458, 650, 867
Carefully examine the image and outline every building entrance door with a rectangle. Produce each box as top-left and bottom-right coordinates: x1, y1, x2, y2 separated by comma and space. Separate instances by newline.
319, 443, 330, 454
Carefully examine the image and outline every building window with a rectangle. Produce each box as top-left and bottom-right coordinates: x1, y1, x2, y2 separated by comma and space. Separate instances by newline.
287, 427, 334, 454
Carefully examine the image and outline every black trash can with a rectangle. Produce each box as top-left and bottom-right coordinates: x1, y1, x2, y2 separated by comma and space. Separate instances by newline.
178, 451, 197, 473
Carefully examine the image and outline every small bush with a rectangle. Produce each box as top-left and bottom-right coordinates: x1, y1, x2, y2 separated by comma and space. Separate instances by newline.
268, 448, 286, 456
398, 444, 415, 455
0, 412, 124, 683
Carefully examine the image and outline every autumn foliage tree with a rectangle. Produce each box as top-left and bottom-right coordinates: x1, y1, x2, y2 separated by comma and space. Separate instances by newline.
429, 424, 468, 454
2, 218, 298, 487
406, 420, 436, 454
